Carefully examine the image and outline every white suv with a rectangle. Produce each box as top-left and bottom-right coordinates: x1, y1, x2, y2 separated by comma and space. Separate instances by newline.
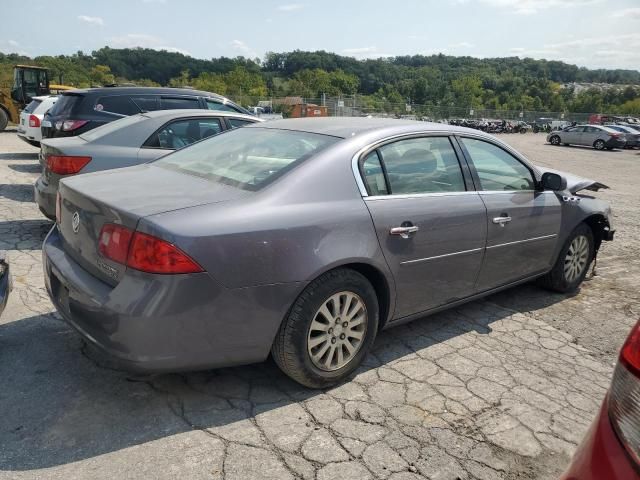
17, 95, 58, 147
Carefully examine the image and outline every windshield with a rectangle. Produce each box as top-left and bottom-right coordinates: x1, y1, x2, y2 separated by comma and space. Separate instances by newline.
23, 100, 42, 114
80, 114, 147, 142
154, 127, 340, 191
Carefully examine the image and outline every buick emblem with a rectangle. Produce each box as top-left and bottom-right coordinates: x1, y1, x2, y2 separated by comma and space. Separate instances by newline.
71, 212, 80, 234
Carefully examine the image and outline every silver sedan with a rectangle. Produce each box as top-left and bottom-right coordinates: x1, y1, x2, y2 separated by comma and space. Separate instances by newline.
43, 118, 614, 387
34, 110, 261, 219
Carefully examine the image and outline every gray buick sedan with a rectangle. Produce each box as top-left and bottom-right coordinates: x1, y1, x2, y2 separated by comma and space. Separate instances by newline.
43, 118, 614, 387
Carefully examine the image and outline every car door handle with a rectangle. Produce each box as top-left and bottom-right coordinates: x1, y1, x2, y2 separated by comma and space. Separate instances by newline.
390, 225, 419, 239
492, 216, 512, 226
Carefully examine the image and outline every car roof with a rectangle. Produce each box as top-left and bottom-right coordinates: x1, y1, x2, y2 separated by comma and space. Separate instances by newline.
250, 117, 482, 139
139, 109, 261, 122
61, 86, 230, 102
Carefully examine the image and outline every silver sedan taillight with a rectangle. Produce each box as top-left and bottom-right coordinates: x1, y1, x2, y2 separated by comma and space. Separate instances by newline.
609, 321, 640, 466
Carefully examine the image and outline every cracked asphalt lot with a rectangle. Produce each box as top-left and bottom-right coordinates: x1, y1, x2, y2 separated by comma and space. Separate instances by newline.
1, 129, 638, 479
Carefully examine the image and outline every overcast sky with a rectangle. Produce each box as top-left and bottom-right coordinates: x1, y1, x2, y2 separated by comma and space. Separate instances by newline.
2, 0, 639, 71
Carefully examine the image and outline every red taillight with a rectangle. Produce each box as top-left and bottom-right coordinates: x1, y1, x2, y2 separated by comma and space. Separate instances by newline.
55, 192, 61, 224
127, 231, 203, 274
621, 321, 640, 377
609, 320, 640, 466
98, 224, 203, 274
98, 224, 133, 265
61, 120, 89, 131
29, 115, 40, 128
46, 155, 91, 175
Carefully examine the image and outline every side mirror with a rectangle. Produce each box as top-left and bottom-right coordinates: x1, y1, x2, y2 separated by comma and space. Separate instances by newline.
540, 172, 567, 191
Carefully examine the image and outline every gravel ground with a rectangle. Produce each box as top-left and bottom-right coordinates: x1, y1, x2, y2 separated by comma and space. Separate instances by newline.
0, 128, 638, 480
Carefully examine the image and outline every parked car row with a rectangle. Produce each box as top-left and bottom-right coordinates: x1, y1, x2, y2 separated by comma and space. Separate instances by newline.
547, 124, 637, 150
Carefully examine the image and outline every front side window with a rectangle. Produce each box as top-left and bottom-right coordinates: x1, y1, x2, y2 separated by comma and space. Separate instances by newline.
376, 137, 466, 194
207, 100, 241, 112
145, 118, 223, 149
228, 118, 253, 128
154, 127, 339, 190
461, 137, 535, 191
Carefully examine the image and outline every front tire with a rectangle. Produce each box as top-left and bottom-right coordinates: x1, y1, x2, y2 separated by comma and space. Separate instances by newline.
549, 135, 561, 146
539, 223, 594, 293
0, 108, 8, 132
272, 269, 379, 388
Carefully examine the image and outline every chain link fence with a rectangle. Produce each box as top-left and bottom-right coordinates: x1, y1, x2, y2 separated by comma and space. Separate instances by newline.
232, 94, 637, 124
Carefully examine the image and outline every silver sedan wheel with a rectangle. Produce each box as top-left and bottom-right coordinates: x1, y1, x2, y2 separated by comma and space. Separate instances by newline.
564, 235, 589, 282
307, 291, 368, 372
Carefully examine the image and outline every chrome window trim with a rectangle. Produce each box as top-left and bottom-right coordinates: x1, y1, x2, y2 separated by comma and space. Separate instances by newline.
400, 247, 483, 265
350, 130, 466, 198
487, 234, 557, 250
478, 190, 553, 195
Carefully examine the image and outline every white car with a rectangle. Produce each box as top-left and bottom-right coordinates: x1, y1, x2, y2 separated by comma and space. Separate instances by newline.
17, 95, 58, 147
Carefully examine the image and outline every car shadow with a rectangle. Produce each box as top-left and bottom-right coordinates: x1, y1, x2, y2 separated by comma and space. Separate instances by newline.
0, 284, 570, 471
0, 153, 39, 160
0, 219, 52, 250
544, 143, 623, 153
8, 163, 41, 174
0, 184, 35, 203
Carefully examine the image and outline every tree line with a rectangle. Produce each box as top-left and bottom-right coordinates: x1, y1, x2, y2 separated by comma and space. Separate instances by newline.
1, 47, 639, 114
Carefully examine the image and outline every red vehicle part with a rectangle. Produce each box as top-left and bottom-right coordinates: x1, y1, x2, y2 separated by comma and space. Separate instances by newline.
562, 321, 640, 480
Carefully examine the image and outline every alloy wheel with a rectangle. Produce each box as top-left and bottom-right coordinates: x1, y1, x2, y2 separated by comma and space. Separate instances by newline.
307, 291, 367, 371
564, 235, 589, 282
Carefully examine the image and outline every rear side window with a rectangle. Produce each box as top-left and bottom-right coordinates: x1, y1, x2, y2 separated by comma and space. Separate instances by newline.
23, 100, 42, 114
154, 127, 339, 190
361, 151, 388, 196
374, 137, 466, 195
48, 94, 83, 116
95, 96, 141, 116
145, 118, 223, 149
228, 118, 253, 129
131, 96, 160, 112
206, 100, 241, 113
161, 97, 200, 109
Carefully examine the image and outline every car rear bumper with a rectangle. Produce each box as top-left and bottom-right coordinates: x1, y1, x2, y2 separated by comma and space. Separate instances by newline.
34, 176, 57, 220
42, 226, 303, 372
561, 398, 639, 480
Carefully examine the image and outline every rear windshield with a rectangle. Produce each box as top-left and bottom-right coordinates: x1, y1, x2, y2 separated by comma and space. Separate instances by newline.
23, 100, 42, 114
79, 114, 148, 142
154, 127, 340, 191
48, 94, 83, 116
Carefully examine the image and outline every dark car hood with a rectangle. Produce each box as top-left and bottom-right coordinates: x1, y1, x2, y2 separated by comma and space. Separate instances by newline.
536, 166, 609, 194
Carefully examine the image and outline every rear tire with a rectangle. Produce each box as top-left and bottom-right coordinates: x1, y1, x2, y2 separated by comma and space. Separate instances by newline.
539, 223, 594, 293
0, 108, 8, 132
549, 135, 561, 146
272, 268, 379, 388
594, 139, 605, 150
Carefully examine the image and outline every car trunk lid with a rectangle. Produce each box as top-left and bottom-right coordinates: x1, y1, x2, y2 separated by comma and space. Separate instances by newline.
57, 164, 247, 285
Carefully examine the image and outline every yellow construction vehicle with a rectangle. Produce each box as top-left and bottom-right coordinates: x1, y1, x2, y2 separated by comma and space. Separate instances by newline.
0, 65, 73, 131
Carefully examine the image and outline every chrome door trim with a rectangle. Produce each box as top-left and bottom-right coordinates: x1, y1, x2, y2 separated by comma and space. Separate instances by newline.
486, 233, 557, 250
365, 191, 481, 201
400, 247, 483, 265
